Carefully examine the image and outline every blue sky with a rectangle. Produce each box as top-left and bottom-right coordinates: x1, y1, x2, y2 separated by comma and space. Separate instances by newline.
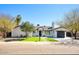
0, 4, 79, 26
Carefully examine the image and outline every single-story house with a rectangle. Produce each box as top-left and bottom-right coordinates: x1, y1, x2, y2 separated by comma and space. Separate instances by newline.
33, 26, 72, 38
11, 25, 72, 40
11, 26, 26, 37
32, 26, 73, 42
11, 25, 33, 37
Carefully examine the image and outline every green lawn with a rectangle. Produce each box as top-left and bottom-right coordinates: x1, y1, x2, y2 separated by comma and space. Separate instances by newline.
21, 37, 58, 42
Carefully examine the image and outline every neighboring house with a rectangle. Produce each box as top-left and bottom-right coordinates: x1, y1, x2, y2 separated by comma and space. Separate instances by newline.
11, 26, 26, 37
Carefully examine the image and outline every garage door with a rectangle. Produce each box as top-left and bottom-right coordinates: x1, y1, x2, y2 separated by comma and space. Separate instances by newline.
57, 31, 65, 38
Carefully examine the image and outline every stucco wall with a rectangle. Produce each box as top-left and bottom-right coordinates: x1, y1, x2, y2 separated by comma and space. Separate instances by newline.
11, 27, 26, 37
52, 30, 57, 38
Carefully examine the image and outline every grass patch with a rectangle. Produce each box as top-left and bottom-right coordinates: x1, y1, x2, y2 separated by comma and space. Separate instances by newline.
47, 38, 58, 42
21, 37, 58, 42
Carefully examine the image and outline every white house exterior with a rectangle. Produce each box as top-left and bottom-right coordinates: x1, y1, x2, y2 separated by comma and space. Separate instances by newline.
11, 24, 72, 42
52, 27, 73, 42
33, 26, 72, 38
32, 26, 73, 42
11, 26, 26, 37
52, 27, 71, 38
32, 26, 53, 37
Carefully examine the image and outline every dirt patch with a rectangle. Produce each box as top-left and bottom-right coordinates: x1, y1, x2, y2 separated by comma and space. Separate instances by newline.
0, 42, 79, 54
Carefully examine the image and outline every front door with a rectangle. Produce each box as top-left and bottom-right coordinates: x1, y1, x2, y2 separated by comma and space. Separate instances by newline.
57, 31, 65, 38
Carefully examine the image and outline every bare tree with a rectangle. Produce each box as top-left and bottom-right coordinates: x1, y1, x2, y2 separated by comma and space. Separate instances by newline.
0, 14, 16, 38
59, 9, 79, 39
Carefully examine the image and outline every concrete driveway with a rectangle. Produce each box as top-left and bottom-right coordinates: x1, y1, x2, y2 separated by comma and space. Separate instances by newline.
0, 42, 79, 55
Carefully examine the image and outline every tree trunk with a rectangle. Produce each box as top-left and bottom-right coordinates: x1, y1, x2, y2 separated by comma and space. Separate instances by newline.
3, 32, 7, 38
71, 30, 74, 43
71, 31, 74, 37
74, 30, 77, 39
26, 32, 28, 37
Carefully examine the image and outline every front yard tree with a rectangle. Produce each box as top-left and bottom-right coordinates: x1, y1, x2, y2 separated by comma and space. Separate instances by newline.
0, 14, 16, 38
21, 21, 35, 37
59, 9, 79, 39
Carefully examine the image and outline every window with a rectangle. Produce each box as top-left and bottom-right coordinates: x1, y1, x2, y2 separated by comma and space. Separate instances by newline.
33, 31, 35, 33
66, 32, 71, 37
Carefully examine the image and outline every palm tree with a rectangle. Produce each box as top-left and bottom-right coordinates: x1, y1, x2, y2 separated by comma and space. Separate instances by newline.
37, 24, 40, 26
15, 15, 21, 26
